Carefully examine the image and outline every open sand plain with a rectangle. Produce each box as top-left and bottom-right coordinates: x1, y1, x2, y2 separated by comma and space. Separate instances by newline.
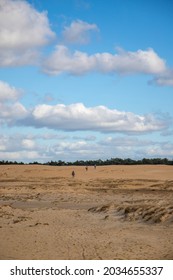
0, 164, 173, 260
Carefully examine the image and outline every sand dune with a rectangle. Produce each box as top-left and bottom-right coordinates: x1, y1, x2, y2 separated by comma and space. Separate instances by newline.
0, 164, 173, 259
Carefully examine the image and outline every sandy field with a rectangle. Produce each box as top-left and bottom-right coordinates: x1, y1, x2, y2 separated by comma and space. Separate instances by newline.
0, 164, 173, 260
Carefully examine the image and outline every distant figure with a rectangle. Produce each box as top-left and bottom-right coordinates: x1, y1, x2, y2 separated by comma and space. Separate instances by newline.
85, 166, 88, 171
94, 164, 96, 169
72, 170, 75, 177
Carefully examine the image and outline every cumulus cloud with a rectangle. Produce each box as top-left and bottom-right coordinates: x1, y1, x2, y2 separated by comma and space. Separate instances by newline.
145, 143, 173, 158
0, 134, 35, 152
27, 102, 168, 134
0, 80, 27, 124
1, 133, 173, 162
0, 0, 55, 67
0, 49, 40, 67
100, 136, 152, 147
0, 102, 27, 124
0, 150, 41, 161
0, 133, 48, 162
0, 81, 170, 133
21, 139, 36, 150
0, 80, 22, 101
62, 20, 99, 44
42, 45, 166, 76
0, 0, 170, 87
150, 69, 173, 86
99, 137, 173, 159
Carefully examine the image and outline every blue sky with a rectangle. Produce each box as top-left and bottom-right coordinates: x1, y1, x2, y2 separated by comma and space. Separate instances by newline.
0, 0, 173, 162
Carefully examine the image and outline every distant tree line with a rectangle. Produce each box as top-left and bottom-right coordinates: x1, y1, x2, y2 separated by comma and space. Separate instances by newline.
0, 158, 173, 165
0, 160, 25, 165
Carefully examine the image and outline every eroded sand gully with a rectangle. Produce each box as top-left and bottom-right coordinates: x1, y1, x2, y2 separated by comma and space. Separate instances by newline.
0, 164, 173, 260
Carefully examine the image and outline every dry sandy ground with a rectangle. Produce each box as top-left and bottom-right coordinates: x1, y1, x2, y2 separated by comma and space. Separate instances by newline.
0, 164, 173, 260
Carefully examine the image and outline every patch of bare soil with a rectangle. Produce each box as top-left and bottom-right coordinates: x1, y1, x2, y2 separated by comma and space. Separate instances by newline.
0, 165, 173, 259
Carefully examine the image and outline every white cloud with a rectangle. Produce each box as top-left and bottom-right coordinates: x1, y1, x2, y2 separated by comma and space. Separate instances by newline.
145, 143, 173, 158
0, 102, 28, 125
0, 0, 171, 89
21, 139, 36, 150
100, 136, 152, 147
0, 81, 170, 134
150, 69, 173, 86
0, 133, 47, 162
1, 132, 173, 163
0, 0, 55, 66
0, 48, 40, 67
0, 80, 27, 124
28, 102, 168, 134
33, 139, 173, 161
99, 137, 173, 159
47, 139, 103, 161
42, 45, 166, 76
0, 80, 22, 101
0, 151, 40, 161
62, 19, 99, 44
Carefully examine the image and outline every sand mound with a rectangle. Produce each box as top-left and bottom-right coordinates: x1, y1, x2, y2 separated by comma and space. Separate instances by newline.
89, 201, 173, 224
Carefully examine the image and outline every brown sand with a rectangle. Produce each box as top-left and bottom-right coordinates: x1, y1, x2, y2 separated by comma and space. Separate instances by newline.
0, 164, 173, 260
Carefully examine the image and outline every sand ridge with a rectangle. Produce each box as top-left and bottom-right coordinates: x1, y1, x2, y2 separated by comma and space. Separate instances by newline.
0, 164, 173, 259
